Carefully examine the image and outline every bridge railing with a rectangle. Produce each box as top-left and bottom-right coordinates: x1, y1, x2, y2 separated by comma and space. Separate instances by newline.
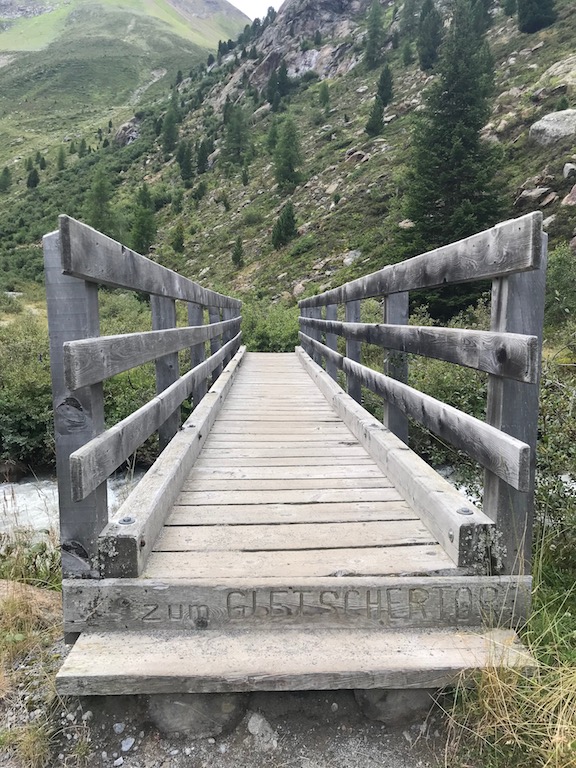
44, 215, 242, 577
299, 212, 546, 576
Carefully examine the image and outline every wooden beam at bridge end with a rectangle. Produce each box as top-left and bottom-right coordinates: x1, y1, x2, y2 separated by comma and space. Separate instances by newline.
296, 347, 496, 570
484, 233, 547, 576
43, 231, 108, 577
98, 346, 246, 579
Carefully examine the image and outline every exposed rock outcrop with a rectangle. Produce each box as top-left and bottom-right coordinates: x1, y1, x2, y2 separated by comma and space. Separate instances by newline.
529, 110, 576, 146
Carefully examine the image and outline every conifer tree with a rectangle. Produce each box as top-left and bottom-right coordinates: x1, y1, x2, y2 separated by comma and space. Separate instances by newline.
0, 166, 11, 192
277, 62, 290, 97
78, 138, 87, 158
402, 41, 414, 65
267, 120, 279, 153
232, 235, 244, 267
224, 106, 250, 166
319, 81, 330, 109
503, 0, 516, 15
377, 64, 393, 106
272, 200, 297, 249
365, 96, 384, 136
26, 168, 39, 188
405, 0, 499, 254
131, 202, 156, 254
56, 146, 66, 171
274, 117, 302, 190
365, 0, 383, 69
417, 0, 442, 71
197, 139, 210, 174
162, 107, 179, 155
84, 167, 116, 236
401, 0, 418, 37
517, 0, 555, 33
171, 222, 185, 253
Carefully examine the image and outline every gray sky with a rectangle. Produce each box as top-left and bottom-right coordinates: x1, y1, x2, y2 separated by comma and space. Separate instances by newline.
228, 0, 284, 22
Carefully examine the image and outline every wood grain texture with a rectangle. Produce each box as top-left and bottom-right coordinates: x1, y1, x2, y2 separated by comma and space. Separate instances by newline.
97, 347, 246, 578
56, 627, 533, 695
299, 334, 530, 492
176, 488, 402, 505
345, 300, 362, 403
300, 213, 543, 308
144, 544, 456, 579
188, 303, 208, 406
155, 520, 435, 552
166, 501, 417, 526
383, 291, 409, 442
69, 333, 241, 501
299, 318, 538, 383
59, 215, 240, 309
62, 575, 532, 633
151, 295, 180, 451
64, 318, 240, 389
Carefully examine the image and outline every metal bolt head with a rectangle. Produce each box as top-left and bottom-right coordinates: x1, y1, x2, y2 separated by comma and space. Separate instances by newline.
448, 529, 454, 542
118, 516, 136, 525
457, 507, 474, 516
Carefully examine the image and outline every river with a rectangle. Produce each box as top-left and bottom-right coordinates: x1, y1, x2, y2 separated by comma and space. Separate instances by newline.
0, 471, 144, 534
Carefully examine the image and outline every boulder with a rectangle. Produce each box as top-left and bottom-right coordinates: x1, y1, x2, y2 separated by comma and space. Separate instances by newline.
147, 693, 247, 739
343, 249, 361, 266
562, 184, 576, 206
354, 689, 437, 728
563, 163, 576, 179
114, 119, 140, 146
514, 188, 552, 208
529, 110, 576, 146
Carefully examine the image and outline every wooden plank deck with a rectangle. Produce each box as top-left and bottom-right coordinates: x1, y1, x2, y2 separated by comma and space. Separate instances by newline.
143, 352, 458, 580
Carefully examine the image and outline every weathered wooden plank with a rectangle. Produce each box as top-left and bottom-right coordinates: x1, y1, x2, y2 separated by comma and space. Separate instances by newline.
187, 465, 383, 480
56, 627, 534, 695
97, 347, 246, 578
200, 443, 369, 454
43, 231, 107, 578
217, 411, 339, 421
176, 488, 403, 505
208, 306, 223, 381
300, 318, 537, 383
166, 501, 417, 526
59, 215, 240, 309
177, 480, 403, 505
144, 544, 456, 579
64, 319, 240, 389
151, 295, 180, 451
209, 422, 352, 435
206, 433, 352, 442
70, 333, 241, 502
484, 235, 547, 575
300, 213, 543, 308
181, 477, 395, 492
62, 575, 532, 633
156, 520, 435, 552
299, 335, 530, 492
193, 455, 376, 466
296, 346, 496, 569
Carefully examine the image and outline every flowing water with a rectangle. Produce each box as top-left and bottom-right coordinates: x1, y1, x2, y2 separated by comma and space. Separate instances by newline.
0, 471, 145, 534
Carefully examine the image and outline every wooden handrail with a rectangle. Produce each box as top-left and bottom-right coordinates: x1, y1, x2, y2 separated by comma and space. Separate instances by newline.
298, 213, 547, 576
44, 218, 242, 578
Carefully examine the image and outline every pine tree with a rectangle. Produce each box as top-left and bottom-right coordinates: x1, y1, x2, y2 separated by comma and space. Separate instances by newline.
69, 140, 76, 154
78, 138, 87, 158
377, 64, 393, 106
131, 204, 156, 254
272, 200, 297, 249
56, 146, 66, 171
26, 168, 40, 189
274, 117, 302, 189
84, 167, 116, 236
319, 81, 330, 109
178, 140, 193, 181
365, 0, 383, 69
402, 41, 414, 65
224, 106, 250, 165
267, 120, 279, 153
232, 236, 244, 267
417, 0, 443, 71
517, 0, 555, 33
314, 30, 322, 46
365, 96, 384, 136
39, 156, 46, 170
401, 0, 418, 37
404, 0, 499, 255
197, 139, 210, 174
277, 62, 290, 97
171, 222, 185, 253
162, 107, 179, 155
0, 166, 12, 192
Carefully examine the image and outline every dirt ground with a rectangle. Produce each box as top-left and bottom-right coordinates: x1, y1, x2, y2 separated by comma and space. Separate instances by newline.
1, 638, 452, 768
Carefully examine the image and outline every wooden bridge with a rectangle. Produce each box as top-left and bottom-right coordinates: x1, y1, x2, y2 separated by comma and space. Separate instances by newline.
44, 213, 546, 696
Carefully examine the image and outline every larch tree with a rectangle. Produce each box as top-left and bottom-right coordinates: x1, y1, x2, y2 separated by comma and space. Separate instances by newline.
274, 117, 302, 190
417, 0, 442, 71
365, 0, 384, 69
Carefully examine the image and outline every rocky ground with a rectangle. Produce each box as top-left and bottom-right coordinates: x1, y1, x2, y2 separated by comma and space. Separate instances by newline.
1, 636, 450, 768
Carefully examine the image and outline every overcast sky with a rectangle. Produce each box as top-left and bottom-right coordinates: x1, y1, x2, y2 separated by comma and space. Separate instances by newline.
228, 0, 284, 22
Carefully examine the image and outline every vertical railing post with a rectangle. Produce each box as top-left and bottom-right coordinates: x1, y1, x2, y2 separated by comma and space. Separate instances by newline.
484, 235, 547, 575
151, 295, 180, 451
208, 306, 223, 381
187, 302, 206, 407
325, 303, 338, 381
222, 306, 235, 367
44, 231, 108, 578
345, 299, 361, 403
308, 306, 322, 366
383, 291, 409, 443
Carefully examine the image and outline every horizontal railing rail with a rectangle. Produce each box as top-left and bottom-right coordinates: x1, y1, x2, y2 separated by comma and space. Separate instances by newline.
45, 216, 242, 579
298, 213, 547, 576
